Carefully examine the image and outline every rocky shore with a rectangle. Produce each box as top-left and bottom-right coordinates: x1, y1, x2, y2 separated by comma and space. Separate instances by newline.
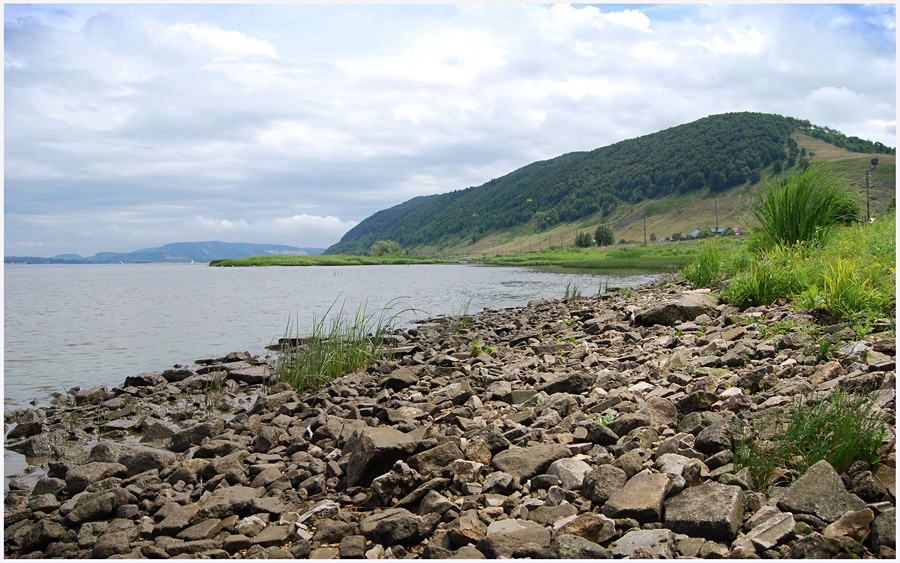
4, 278, 896, 559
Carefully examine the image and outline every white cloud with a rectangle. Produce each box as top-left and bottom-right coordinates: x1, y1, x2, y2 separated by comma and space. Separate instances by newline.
4, 3, 895, 257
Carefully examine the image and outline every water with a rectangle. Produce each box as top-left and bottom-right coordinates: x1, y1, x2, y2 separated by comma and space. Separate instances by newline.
4, 262, 664, 406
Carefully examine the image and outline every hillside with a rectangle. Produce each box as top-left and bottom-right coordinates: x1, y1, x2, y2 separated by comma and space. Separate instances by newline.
5, 241, 324, 264
326, 112, 895, 257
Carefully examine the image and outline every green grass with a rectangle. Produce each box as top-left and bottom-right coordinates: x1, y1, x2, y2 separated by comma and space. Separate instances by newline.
735, 388, 887, 490
209, 254, 457, 267
681, 239, 724, 288
276, 298, 418, 391
745, 164, 860, 253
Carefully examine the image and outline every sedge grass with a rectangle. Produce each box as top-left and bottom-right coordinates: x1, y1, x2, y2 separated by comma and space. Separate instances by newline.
277, 298, 419, 392
735, 388, 886, 491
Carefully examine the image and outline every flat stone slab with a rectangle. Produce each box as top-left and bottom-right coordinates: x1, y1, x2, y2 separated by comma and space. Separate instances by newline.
664, 481, 745, 542
602, 469, 669, 523
778, 460, 866, 523
490, 443, 571, 484
609, 528, 676, 558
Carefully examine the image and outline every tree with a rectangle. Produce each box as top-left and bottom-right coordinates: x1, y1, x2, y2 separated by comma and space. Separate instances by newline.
649, 232, 657, 241
772, 160, 784, 174
370, 240, 403, 256
594, 225, 614, 247
871, 157, 879, 167
574, 232, 593, 248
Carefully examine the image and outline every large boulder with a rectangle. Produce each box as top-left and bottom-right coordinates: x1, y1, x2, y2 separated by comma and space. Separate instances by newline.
602, 469, 669, 523
777, 460, 866, 523
342, 426, 421, 487
490, 443, 570, 485
634, 291, 719, 326
664, 481, 745, 541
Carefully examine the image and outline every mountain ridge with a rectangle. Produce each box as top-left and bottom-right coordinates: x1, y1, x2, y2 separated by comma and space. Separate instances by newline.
326, 112, 894, 256
5, 241, 325, 264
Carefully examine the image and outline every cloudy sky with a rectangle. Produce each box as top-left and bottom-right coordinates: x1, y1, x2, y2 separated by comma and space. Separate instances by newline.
4, 2, 896, 257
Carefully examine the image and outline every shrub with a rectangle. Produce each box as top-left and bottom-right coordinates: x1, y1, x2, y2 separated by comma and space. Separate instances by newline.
594, 225, 614, 246
574, 232, 593, 248
745, 164, 860, 253
735, 389, 886, 490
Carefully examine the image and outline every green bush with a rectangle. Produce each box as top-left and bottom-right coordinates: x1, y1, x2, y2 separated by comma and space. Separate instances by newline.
746, 164, 860, 253
820, 257, 885, 320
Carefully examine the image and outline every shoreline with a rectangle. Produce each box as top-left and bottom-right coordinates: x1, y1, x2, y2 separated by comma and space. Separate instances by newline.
4, 277, 896, 559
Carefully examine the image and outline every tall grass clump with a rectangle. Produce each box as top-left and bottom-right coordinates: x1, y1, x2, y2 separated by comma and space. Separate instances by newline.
745, 164, 860, 253
682, 238, 723, 288
277, 298, 415, 392
735, 389, 887, 491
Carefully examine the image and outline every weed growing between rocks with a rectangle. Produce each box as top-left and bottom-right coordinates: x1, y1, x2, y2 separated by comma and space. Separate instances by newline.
734, 388, 887, 491
682, 238, 724, 288
277, 298, 417, 392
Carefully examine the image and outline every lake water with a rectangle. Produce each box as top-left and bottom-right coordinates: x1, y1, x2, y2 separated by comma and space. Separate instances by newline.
3, 262, 664, 407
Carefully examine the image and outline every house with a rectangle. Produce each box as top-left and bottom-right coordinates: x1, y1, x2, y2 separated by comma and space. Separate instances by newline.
687, 228, 702, 238
710, 227, 734, 236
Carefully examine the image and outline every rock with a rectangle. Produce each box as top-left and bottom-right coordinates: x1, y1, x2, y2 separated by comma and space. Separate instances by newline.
65, 488, 137, 525
339, 535, 367, 559
359, 508, 422, 546
92, 531, 131, 558
196, 485, 262, 519
823, 508, 874, 542
777, 460, 866, 523
602, 469, 669, 523
251, 525, 291, 547
446, 510, 487, 547
664, 481, 745, 542
546, 457, 592, 489
312, 518, 356, 544
177, 518, 224, 541
22, 518, 67, 552
739, 511, 796, 552
634, 292, 719, 326
490, 443, 570, 485
526, 503, 577, 526
65, 461, 129, 494
476, 520, 551, 558
169, 419, 225, 452
609, 528, 677, 558
342, 426, 420, 487
870, 508, 896, 550
7, 408, 44, 440
546, 534, 608, 559
695, 414, 738, 454
555, 512, 617, 544
788, 532, 845, 559
583, 464, 628, 506
89, 441, 176, 476
154, 502, 201, 537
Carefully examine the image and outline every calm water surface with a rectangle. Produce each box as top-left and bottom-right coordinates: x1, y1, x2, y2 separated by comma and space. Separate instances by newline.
4, 262, 663, 406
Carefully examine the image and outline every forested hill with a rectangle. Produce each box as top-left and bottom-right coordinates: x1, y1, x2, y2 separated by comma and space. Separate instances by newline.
326, 112, 894, 255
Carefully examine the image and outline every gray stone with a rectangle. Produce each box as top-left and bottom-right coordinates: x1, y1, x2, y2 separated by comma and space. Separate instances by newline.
777, 460, 866, 523
871, 508, 895, 550
635, 292, 719, 326
89, 441, 177, 476
447, 510, 487, 547
196, 485, 262, 519
609, 528, 676, 558
476, 519, 551, 558
169, 419, 225, 452
176, 518, 224, 541
582, 464, 628, 505
92, 531, 131, 558
65, 488, 137, 525
7, 409, 43, 440
408, 441, 465, 476
546, 457, 592, 489
664, 481, 745, 542
65, 461, 128, 494
740, 512, 796, 552
339, 535, 367, 559
788, 532, 844, 559
555, 512, 617, 544
695, 414, 738, 454
526, 503, 577, 526
342, 426, 420, 487
602, 469, 669, 523
251, 525, 291, 547
547, 534, 608, 559
153, 502, 200, 537
490, 443, 570, 484
359, 508, 422, 546
312, 519, 355, 544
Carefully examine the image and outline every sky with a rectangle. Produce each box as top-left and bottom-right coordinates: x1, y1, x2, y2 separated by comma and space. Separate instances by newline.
3, 2, 896, 257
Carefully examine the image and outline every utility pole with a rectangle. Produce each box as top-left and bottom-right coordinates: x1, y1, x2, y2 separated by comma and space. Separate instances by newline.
715, 198, 719, 232
866, 170, 871, 223
643, 216, 647, 245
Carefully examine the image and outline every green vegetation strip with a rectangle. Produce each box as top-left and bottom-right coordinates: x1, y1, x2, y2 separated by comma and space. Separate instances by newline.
209, 255, 457, 267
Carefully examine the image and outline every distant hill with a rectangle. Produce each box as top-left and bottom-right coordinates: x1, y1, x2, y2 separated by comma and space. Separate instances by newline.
326, 112, 895, 256
5, 241, 326, 264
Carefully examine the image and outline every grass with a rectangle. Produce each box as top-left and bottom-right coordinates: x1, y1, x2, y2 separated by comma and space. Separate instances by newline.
682, 239, 724, 288
276, 298, 418, 392
734, 388, 887, 491
744, 164, 860, 253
